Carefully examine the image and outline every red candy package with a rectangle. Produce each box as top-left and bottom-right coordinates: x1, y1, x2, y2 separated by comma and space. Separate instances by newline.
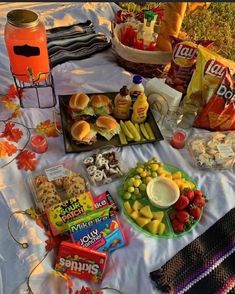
93, 191, 119, 212
165, 37, 213, 94
55, 241, 108, 283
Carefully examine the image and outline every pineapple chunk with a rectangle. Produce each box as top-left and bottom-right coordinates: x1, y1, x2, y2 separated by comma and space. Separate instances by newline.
130, 211, 139, 220
132, 200, 143, 211
172, 171, 182, 180
124, 201, 132, 215
145, 220, 160, 234
136, 217, 151, 227
152, 211, 164, 222
157, 223, 166, 235
140, 205, 153, 219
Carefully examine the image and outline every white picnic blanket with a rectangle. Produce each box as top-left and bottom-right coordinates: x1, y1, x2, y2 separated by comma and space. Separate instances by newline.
0, 3, 234, 294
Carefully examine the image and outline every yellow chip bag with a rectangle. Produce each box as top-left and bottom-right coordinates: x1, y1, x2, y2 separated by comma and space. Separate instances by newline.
180, 46, 235, 115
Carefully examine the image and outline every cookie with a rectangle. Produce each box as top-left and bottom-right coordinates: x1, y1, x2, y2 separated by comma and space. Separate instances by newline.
64, 182, 86, 199
39, 193, 62, 209
63, 175, 85, 191
52, 178, 64, 188
34, 175, 48, 187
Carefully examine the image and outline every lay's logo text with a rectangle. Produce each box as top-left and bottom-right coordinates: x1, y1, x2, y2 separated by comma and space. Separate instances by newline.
173, 44, 197, 60
204, 60, 226, 78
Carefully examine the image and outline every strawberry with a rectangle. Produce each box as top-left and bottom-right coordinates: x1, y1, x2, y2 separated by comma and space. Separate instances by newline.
176, 210, 190, 224
194, 190, 203, 198
193, 195, 206, 208
168, 210, 176, 221
184, 190, 195, 202
174, 195, 190, 210
172, 219, 184, 233
189, 206, 201, 220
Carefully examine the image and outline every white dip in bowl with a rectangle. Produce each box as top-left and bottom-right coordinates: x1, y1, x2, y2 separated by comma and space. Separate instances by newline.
146, 177, 180, 208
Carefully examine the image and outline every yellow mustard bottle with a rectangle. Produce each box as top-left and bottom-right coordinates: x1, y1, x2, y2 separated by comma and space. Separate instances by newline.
114, 86, 132, 120
131, 92, 149, 123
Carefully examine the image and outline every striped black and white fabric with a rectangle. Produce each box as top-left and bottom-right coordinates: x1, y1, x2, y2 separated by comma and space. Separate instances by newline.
47, 20, 111, 68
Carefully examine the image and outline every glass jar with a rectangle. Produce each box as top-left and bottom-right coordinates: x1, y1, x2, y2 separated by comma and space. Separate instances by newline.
4, 9, 50, 83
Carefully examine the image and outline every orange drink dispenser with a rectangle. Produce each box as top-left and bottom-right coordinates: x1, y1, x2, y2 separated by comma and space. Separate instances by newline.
4, 9, 50, 83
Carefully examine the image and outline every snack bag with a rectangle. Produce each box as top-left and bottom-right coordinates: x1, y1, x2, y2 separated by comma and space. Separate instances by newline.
193, 67, 235, 131
46, 191, 95, 236
181, 46, 235, 116
55, 241, 108, 283
165, 37, 213, 94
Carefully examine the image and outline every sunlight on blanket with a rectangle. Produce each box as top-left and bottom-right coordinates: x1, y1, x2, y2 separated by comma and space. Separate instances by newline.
53, 14, 76, 28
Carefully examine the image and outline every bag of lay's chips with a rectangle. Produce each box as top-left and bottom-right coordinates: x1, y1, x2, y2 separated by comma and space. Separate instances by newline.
193, 67, 235, 131
180, 46, 235, 120
165, 37, 213, 94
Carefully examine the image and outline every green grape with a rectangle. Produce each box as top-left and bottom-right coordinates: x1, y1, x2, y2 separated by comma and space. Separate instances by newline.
151, 172, 158, 178
128, 186, 135, 193
123, 192, 132, 200
144, 177, 152, 184
151, 164, 159, 171
139, 183, 147, 192
136, 167, 144, 174
133, 179, 141, 188
134, 188, 140, 195
140, 171, 147, 178
131, 195, 136, 201
128, 178, 134, 187
135, 175, 141, 179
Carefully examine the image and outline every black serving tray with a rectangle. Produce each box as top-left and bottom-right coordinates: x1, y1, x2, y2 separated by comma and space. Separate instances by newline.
59, 93, 164, 153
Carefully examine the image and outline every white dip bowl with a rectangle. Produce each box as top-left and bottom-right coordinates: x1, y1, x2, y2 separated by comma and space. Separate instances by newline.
146, 177, 180, 209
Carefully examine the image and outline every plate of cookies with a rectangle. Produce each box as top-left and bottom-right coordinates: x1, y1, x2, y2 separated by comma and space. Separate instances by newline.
28, 161, 89, 213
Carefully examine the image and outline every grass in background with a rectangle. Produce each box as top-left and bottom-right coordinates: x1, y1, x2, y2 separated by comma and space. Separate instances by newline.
182, 2, 235, 60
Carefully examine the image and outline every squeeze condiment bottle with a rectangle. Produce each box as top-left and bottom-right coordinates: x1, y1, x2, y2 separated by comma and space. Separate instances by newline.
129, 75, 145, 102
131, 93, 149, 123
114, 86, 132, 120
143, 11, 157, 50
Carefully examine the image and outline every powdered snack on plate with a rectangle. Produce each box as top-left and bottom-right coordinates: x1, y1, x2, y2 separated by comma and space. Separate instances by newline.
180, 46, 235, 117
165, 37, 213, 94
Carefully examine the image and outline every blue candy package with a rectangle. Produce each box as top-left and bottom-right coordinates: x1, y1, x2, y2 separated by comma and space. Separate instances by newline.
69, 206, 126, 253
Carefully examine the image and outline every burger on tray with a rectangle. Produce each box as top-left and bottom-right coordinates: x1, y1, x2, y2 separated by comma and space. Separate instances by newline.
69, 93, 95, 120
91, 95, 113, 116
70, 120, 97, 145
95, 115, 121, 141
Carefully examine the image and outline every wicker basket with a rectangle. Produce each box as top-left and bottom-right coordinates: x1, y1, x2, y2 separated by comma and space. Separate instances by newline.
112, 23, 172, 78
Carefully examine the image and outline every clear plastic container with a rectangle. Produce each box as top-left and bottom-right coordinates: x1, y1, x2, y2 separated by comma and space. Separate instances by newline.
28, 160, 89, 213
187, 132, 235, 170
82, 148, 127, 186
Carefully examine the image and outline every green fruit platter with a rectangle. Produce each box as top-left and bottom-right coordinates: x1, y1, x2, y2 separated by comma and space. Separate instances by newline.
118, 157, 207, 239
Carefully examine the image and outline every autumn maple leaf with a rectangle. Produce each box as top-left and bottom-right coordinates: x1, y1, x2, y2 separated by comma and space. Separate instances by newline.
7, 84, 23, 99
0, 141, 17, 157
17, 150, 37, 171
35, 119, 61, 137
0, 122, 23, 142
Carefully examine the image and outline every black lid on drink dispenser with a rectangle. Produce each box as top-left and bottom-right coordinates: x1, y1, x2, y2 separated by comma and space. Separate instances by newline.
7, 9, 39, 28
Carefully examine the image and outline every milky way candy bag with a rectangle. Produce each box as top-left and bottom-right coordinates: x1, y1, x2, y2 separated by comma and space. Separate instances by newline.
165, 37, 213, 94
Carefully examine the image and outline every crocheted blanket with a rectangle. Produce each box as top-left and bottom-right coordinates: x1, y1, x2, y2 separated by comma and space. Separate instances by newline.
150, 208, 235, 294
47, 21, 111, 68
